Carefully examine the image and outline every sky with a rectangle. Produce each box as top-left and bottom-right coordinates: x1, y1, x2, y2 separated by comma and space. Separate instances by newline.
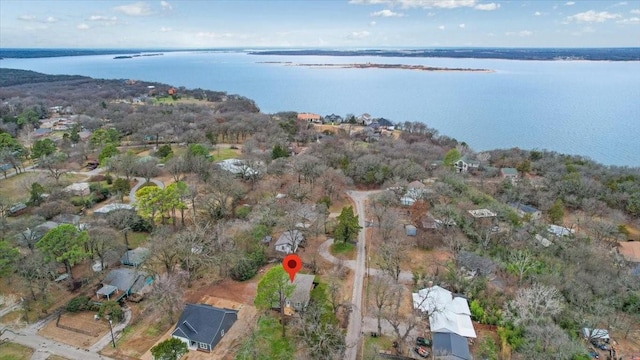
1, 0, 639, 49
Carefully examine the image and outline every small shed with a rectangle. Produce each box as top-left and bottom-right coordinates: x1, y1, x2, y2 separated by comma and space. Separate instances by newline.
64, 182, 90, 196
405, 224, 417, 237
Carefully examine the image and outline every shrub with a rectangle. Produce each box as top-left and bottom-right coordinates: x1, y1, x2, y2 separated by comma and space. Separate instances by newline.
66, 295, 90, 312
99, 301, 124, 322
235, 205, 251, 219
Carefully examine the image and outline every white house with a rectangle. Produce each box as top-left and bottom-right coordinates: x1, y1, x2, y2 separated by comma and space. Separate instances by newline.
412, 285, 476, 338
454, 156, 480, 173
275, 230, 304, 254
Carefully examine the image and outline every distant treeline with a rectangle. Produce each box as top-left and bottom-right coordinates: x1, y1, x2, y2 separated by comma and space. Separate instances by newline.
0, 69, 89, 87
0, 48, 166, 59
250, 48, 640, 61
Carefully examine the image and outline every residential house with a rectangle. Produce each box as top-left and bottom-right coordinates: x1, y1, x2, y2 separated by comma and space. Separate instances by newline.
324, 113, 343, 124
217, 158, 261, 178
358, 113, 373, 126
500, 167, 519, 179
64, 182, 90, 197
17, 221, 58, 244
93, 203, 135, 216
454, 156, 480, 173
375, 117, 394, 129
432, 332, 472, 360
275, 230, 304, 254
508, 203, 542, 220
120, 247, 150, 267
172, 304, 238, 353
297, 113, 321, 123
96, 268, 151, 302
282, 273, 316, 314
547, 224, 575, 237
412, 285, 477, 339
467, 209, 497, 227
405, 224, 417, 237
582, 328, 610, 342
534, 234, 553, 247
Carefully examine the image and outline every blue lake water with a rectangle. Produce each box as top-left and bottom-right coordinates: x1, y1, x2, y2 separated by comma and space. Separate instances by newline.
1, 51, 639, 167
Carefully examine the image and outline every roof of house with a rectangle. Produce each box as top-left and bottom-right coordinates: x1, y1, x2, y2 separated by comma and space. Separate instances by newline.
120, 247, 150, 266
97, 284, 118, 297
468, 209, 497, 218
618, 241, 640, 263
412, 285, 476, 338
548, 224, 575, 237
509, 203, 540, 214
275, 230, 304, 248
456, 251, 497, 277
501, 168, 518, 175
171, 304, 238, 346
582, 328, 610, 340
103, 268, 148, 293
432, 332, 472, 360
93, 203, 134, 215
456, 156, 479, 165
289, 273, 315, 307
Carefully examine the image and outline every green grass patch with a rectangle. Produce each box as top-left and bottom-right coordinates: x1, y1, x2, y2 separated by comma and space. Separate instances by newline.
126, 232, 149, 249
330, 241, 356, 258
0, 342, 34, 360
235, 315, 294, 360
363, 334, 394, 358
144, 323, 162, 337
210, 147, 241, 162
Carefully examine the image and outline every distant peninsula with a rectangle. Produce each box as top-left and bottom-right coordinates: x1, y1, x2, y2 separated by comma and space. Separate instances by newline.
114, 53, 163, 59
250, 48, 640, 61
259, 61, 492, 72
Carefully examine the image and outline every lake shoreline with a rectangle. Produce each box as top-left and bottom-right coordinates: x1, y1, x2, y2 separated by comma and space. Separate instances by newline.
259, 61, 493, 73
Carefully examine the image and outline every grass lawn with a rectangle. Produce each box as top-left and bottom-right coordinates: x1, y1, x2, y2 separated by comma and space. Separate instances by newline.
235, 315, 294, 360
330, 241, 356, 259
0, 342, 34, 360
126, 232, 149, 249
210, 147, 241, 162
363, 334, 394, 359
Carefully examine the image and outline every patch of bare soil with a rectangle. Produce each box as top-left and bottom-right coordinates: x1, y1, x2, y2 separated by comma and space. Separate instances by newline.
39, 312, 110, 349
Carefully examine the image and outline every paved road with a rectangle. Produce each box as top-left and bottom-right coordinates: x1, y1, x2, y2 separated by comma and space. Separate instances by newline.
128, 177, 165, 203
318, 238, 414, 284
343, 190, 372, 360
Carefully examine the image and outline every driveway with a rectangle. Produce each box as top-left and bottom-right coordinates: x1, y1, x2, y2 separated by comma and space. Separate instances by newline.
128, 177, 165, 203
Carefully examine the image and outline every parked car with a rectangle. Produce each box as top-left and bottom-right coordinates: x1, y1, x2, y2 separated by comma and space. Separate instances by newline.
414, 346, 429, 358
588, 350, 599, 359
416, 337, 432, 347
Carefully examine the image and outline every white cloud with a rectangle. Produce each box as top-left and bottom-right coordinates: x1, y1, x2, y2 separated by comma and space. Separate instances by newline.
631, 9, 640, 15
160, 1, 172, 10
18, 15, 37, 21
617, 17, 640, 24
534, 11, 542, 16
46, 16, 58, 23
350, 0, 476, 10
567, 10, 621, 23
565, 1, 575, 5
371, 9, 404, 17
88, 15, 118, 21
77, 23, 90, 30
475, 3, 500, 11
506, 30, 533, 37
114, 2, 152, 16
160, 26, 172, 32
348, 31, 371, 39
458, 23, 465, 28
438, 25, 445, 30
369, 21, 377, 26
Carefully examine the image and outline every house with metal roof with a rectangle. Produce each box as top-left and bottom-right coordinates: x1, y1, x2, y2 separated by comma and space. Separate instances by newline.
275, 230, 304, 254
172, 304, 238, 353
412, 285, 476, 339
96, 268, 151, 302
508, 203, 542, 220
500, 167, 519, 179
432, 332, 472, 360
120, 247, 150, 267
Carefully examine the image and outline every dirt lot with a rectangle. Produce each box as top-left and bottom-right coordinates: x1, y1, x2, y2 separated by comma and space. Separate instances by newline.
39, 311, 110, 348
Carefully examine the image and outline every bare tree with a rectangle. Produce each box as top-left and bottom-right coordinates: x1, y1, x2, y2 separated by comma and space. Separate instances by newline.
295, 301, 346, 360
382, 285, 420, 355
87, 226, 124, 271
148, 273, 185, 324
369, 275, 396, 335
509, 249, 536, 284
504, 283, 564, 326
369, 191, 397, 228
377, 235, 408, 282
148, 226, 180, 275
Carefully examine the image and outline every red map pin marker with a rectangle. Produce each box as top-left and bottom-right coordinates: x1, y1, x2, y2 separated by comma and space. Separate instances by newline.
282, 254, 302, 283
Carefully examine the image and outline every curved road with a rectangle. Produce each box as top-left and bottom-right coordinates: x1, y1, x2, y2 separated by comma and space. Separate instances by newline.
128, 177, 165, 204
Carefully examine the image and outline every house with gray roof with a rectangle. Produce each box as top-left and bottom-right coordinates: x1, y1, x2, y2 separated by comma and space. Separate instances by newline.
96, 268, 151, 302
508, 203, 542, 220
285, 273, 316, 313
120, 247, 149, 267
172, 304, 238, 353
275, 230, 304, 254
432, 332, 472, 360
